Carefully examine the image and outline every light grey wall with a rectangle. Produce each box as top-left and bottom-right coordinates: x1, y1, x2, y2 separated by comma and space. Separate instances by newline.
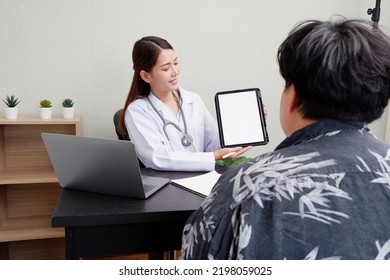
1, 0, 390, 158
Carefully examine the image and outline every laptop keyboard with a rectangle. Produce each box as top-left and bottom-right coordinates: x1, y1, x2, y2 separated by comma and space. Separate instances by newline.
143, 184, 157, 194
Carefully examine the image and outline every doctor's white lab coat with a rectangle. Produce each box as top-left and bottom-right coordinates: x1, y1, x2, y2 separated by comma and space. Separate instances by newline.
124, 87, 221, 171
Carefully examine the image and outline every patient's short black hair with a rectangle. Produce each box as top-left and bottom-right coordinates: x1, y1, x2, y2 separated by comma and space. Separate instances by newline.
277, 17, 390, 123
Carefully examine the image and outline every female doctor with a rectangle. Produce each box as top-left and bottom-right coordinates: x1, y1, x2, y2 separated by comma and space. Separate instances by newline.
119, 36, 251, 171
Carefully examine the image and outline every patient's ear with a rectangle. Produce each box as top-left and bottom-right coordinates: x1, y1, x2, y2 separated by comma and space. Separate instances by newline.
280, 84, 305, 136
140, 70, 151, 83
290, 85, 299, 112
285, 84, 299, 113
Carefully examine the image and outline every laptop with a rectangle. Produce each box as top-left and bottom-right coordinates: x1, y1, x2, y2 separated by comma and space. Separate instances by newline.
42, 133, 170, 199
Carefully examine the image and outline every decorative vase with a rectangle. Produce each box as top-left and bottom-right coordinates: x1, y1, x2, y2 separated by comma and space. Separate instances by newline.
62, 107, 74, 119
5, 107, 18, 120
39, 108, 52, 119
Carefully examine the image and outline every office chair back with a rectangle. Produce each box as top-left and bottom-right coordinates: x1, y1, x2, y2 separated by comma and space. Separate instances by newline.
113, 108, 145, 168
113, 109, 130, 141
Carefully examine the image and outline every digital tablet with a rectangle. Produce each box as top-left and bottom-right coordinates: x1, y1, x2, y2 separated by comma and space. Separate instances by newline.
215, 88, 268, 147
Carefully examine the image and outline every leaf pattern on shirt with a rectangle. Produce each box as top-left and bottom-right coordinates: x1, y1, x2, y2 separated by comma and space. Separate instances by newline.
302, 237, 390, 260
303, 246, 341, 260
368, 150, 390, 192
375, 238, 390, 260
230, 212, 252, 260
220, 152, 352, 225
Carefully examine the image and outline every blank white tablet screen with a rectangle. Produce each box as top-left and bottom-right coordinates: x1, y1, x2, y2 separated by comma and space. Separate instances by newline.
217, 89, 265, 146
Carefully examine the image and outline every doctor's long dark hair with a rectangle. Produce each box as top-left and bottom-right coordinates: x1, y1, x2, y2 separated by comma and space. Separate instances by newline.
119, 36, 174, 133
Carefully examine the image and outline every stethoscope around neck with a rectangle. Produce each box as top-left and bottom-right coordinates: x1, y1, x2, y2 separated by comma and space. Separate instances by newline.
147, 91, 193, 149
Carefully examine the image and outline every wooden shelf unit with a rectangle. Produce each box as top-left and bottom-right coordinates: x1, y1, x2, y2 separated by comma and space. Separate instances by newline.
0, 115, 81, 259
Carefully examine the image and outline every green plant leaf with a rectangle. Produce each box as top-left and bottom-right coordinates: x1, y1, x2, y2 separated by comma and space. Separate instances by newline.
3, 95, 21, 107
39, 99, 52, 108
216, 156, 251, 166
62, 98, 74, 107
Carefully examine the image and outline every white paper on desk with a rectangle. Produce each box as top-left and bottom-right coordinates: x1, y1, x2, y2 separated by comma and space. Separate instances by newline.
172, 171, 221, 197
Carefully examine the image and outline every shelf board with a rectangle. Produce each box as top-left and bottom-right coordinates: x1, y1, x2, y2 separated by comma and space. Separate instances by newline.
0, 228, 64, 242
0, 115, 81, 125
0, 172, 58, 185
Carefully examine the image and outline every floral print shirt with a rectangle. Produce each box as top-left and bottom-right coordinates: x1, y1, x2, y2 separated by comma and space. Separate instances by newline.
181, 120, 390, 259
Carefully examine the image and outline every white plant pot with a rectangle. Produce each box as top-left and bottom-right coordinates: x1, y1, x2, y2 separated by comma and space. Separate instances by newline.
39, 107, 52, 119
62, 107, 74, 119
5, 107, 18, 120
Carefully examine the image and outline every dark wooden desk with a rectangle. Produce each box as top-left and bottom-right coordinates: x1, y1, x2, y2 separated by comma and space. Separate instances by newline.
51, 169, 207, 260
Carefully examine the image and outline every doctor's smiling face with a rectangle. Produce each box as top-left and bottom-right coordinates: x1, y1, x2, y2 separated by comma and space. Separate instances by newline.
140, 49, 180, 97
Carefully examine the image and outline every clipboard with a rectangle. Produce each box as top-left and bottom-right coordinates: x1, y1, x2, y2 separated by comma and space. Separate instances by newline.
215, 88, 269, 148
171, 171, 221, 197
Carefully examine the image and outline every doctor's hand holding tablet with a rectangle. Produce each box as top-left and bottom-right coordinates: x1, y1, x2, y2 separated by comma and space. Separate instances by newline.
118, 36, 268, 171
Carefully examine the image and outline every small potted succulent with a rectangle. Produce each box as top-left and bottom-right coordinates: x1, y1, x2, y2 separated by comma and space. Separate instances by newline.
62, 98, 75, 119
3, 95, 21, 119
39, 99, 52, 119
